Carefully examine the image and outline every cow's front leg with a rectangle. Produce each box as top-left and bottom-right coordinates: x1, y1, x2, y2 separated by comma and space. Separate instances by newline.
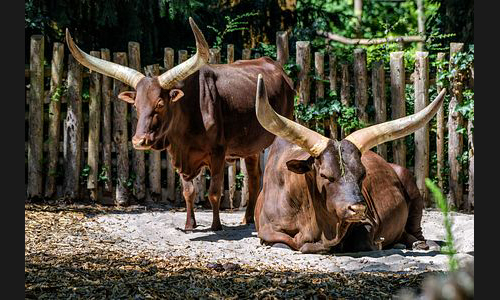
243, 153, 261, 224
181, 177, 197, 230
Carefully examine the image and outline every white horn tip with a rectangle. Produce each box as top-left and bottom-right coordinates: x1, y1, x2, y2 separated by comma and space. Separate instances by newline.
256, 74, 265, 98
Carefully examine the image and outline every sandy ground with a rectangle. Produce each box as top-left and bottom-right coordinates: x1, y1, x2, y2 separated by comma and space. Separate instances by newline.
83, 208, 474, 274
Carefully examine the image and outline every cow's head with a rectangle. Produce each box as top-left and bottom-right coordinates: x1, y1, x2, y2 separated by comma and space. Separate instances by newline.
255, 74, 446, 243
66, 17, 209, 150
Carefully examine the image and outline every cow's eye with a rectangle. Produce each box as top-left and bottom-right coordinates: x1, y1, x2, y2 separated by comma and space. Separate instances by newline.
156, 99, 164, 109
320, 174, 334, 182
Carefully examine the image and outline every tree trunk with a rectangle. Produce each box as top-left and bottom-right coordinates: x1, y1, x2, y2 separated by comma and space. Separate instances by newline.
413, 51, 430, 206
390, 51, 406, 167
63, 54, 83, 200
353, 48, 368, 124
44, 42, 64, 198
436, 52, 446, 190
87, 51, 102, 201
447, 43, 465, 210
416, 0, 425, 51
128, 42, 146, 201
100, 49, 113, 195
467, 118, 474, 211
372, 60, 387, 160
27, 35, 44, 199
113, 52, 130, 205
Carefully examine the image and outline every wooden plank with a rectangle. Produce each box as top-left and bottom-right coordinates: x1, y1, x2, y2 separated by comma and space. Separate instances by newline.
242, 48, 251, 60
44, 42, 64, 198
296, 41, 311, 105
372, 60, 387, 160
27, 35, 44, 199
144, 64, 162, 202
447, 42, 465, 209
328, 53, 338, 139
87, 51, 102, 201
63, 54, 83, 199
209, 48, 221, 64
178, 50, 188, 65
340, 62, 350, 138
353, 48, 368, 124
113, 52, 130, 205
436, 52, 446, 190
467, 119, 474, 211
276, 31, 289, 66
128, 41, 146, 201
413, 51, 430, 205
164, 47, 176, 203
227, 44, 234, 64
389, 51, 406, 167
315, 52, 325, 100
239, 158, 249, 208
100, 49, 113, 194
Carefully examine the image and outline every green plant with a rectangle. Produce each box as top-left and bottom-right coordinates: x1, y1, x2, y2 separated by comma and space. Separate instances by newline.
235, 172, 245, 191
50, 83, 67, 102
80, 165, 91, 183
207, 12, 259, 49
97, 166, 109, 182
425, 178, 458, 272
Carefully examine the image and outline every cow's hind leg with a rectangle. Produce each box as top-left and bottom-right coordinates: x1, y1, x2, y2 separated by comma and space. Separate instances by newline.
242, 154, 261, 224
207, 153, 226, 231
181, 177, 197, 230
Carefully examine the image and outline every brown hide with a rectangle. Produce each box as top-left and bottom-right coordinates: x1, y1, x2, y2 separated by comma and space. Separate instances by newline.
147, 57, 294, 179
255, 137, 424, 253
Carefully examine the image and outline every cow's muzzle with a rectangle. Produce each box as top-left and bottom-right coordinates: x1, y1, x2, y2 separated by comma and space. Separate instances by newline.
132, 136, 152, 150
345, 203, 367, 222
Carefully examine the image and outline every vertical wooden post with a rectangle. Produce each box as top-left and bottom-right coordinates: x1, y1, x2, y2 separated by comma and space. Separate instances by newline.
227, 44, 234, 64
100, 49, 113, 195
209, 48, 221, 64
276, 31, 289, 66
254, 53, 261, 59
340, 63, 350, 138
328, 53, 338, 140
372, 60, 387, 160
390, 51, 406, 167
144, 64, 162, 202
296, 41, 311, 105
128, 42, 146, 201
178, 50, 188, 65
414, 51, 430, 205
44, 42, 64, 198
113, 52, 130, 205
467, 118, 474, 211
87, 51, 102, 201
63, 54, 83, 199
354, 0, 363, 37
353, 48, 368, 124
436, 52, 446, 190
315, 52, 325, 100
447, 43, 465, 209
27, 35, 44, 199
164, 47, 176, 202
416, 0, 425, 51
242, 48, 251, 60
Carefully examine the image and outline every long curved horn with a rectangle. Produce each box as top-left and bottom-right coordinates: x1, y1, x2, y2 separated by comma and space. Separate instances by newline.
345, 88, 447, 153
157, 17, 209, 89
256, 74, 329, 157
66, 29, 145, 89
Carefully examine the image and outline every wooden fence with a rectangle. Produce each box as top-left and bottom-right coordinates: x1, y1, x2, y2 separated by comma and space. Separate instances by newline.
25, 33, 473, 211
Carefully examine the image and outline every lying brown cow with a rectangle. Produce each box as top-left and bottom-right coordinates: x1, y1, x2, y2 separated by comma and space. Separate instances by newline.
66, 19, 294, 230
254, 74, 446, 254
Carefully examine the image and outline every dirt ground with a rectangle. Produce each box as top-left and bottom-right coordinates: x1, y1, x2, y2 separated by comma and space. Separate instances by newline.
25, 203, 474, 299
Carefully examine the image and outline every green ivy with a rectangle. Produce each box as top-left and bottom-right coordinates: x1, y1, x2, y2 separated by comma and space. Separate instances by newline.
207, 12, 259, 50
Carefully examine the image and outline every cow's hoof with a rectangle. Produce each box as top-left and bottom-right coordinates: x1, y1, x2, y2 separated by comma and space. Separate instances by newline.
242, 216, 255, 225
273, 243, 292, 250
184, 222, 197, 231
412, 240, 430, 250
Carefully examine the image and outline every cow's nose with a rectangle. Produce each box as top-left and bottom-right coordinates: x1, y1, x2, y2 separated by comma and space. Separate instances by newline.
132, 136, 146, 148
348, 203, 366, 215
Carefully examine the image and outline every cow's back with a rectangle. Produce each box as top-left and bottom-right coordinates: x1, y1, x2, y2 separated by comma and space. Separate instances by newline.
209, 58, 295, 158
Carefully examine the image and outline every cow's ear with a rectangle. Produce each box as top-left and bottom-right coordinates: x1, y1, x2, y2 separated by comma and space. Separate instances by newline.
118, 91, 136, 104
286, 156, 314, 174
169, 89, 185, 102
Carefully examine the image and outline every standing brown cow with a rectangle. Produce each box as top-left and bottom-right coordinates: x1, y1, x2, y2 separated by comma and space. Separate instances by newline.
66, 18, 294, 230
254, 74, 446, 253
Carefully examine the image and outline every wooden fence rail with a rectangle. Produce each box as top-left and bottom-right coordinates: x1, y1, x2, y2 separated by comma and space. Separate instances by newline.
25, 34, 473, 211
